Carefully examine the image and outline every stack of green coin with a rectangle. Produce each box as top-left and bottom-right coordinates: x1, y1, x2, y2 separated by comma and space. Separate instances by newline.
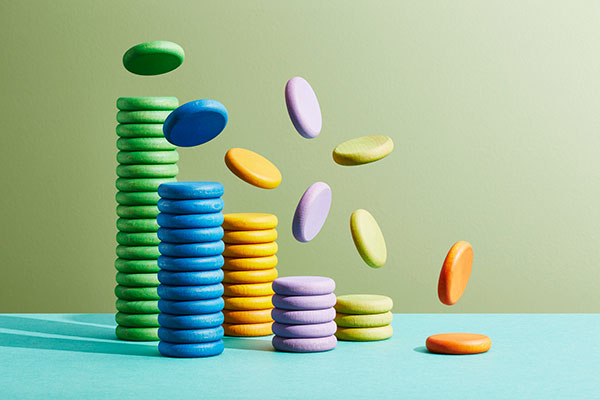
114, 97, 179, 341
334, 294, 394, 341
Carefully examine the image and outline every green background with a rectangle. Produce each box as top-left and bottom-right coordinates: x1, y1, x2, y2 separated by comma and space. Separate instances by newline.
1, 0, 598, 313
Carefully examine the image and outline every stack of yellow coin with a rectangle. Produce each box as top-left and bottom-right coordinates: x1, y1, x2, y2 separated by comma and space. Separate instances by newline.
221, 213, 279, 336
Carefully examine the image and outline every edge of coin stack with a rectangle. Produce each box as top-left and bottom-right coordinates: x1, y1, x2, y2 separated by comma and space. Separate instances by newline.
156, 182, 226, 358
114, 97, 179, 341
334, 294, 394, 342
271, 276, 337, 353
222, 213, 279, 337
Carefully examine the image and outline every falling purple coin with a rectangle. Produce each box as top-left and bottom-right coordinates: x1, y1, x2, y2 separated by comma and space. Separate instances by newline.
292, 182, 331, 243
272, 321, 338, 338
272, 276, 336, 296
272, 308, 336, 325
285, 76, 322, 139
272, 335, 337, 353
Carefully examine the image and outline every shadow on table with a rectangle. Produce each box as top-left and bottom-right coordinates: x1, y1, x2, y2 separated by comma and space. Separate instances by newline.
223, 337, 273, 352
0, 315, 159, 357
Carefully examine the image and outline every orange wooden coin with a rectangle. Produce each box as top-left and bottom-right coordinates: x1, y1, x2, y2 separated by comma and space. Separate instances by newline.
223, 268, 278, 284
223, 295, 273, 310
223, 255, 278, 271
223, 322, 273, 337
223, 282, 274, 297
438, 241, 473, 305
223, 308, 273, 324
426, 333, 491, 355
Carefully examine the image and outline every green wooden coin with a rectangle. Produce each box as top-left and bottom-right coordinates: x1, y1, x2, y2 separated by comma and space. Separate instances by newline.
116, 110, 171, 124
116, 272, 160, 287
115, 285, 159, 300
335, 294, 393, 314
115, 245, 160, 260
116, 218, 159, 233
115, 312, 160, 328
116, 137, 176, 151
117, 150, 179, 164
115, 299, 160, 314
115, 177, 176, 192
335, 325, 393, 341
350, 209, 387, 268
333, 135, 394, 166
335, 311, 393, 328
122, 41, 184, 76
116, 124, 165, 138
114, 258, 160, 273
117, 97, 179, 111
116, 205, 159, 219
116, 164, 178, 178
116, 191, 160, 206
116, 232, 160, 246
115, 325, 159, 341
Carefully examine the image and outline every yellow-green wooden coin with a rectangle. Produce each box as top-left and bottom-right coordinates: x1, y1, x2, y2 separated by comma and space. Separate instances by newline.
335, 311, 393, 328
117, 97, 178, 111
334, 294, 393, 314
335, 325, 393, 341
350, 209, 387, 268
333, 135, 393, 166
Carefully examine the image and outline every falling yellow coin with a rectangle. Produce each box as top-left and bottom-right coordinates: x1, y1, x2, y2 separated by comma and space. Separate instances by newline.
333, 135, 393, 166
350, 209, 387, 268
225, 148, 282, 189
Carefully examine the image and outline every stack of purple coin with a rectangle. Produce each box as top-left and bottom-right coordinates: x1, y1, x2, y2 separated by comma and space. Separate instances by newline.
271, 276, 337, 353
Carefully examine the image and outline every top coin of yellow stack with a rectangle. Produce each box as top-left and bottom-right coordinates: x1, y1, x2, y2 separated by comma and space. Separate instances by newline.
221, 213, 279, 336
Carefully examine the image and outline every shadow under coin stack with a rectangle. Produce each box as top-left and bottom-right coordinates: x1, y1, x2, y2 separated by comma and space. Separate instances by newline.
334, 295, 394, 342
114, 97, 179, 341
221, 213, 279, 337
271, 276, 337, 353
155, 182, 226, 357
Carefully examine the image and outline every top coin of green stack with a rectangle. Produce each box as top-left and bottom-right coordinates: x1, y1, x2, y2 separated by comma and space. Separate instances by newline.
114, 96, 179, 341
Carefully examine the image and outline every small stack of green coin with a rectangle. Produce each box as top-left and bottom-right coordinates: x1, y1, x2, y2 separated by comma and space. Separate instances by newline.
114, 96, 179, 341
334, 294, 394, 342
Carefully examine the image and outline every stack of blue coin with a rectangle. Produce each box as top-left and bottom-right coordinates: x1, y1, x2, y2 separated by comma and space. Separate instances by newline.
156, 182, 226, 358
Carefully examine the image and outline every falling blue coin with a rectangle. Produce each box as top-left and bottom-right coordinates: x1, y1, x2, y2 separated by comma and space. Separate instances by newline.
163, 99, 228, 147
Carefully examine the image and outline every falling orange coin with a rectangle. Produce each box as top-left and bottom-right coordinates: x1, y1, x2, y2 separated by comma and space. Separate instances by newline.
426, 333, 491, 355
225, 148, 282, 189
438, 241, 473, 305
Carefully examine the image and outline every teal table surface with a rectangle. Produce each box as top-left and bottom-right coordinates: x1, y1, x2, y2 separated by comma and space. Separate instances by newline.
0, 314, 598, 399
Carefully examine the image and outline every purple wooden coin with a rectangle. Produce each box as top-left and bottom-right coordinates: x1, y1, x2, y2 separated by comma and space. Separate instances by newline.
272, 335, 337, 353
285, 76, 322, 139
292, 182, 331, 243
272, 293, 337, 311
272, 321, 337, 338
272, 307, 336, 325
272, 276, 335, 296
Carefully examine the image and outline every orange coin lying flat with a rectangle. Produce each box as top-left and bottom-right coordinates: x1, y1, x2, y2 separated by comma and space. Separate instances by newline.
438, 241, 473, 305
223, 282, 274, 297
225, 148, 282, 189
426, 333, 491, 355
223, 255, 278, 271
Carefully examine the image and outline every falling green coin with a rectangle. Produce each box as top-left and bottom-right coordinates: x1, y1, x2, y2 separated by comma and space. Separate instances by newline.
350, 209, 387, 268
122, 41, 184, 76
333, 135, 393, 166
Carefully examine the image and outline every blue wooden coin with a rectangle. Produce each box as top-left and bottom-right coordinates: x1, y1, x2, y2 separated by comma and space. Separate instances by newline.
158, 181, 224, 200
157, 227, 224, 244
158, 326, 224, 343
163, 99, 228, 147
158, 298, 224, 315
158, 312, 224, 329
157, 283, 224, 301
158, 255, 224, 271
158, 339, 224, 358
157, 198, 224, 214
158, 269, 224, 286
158, 241, 224, 257
157, 212, 224, 229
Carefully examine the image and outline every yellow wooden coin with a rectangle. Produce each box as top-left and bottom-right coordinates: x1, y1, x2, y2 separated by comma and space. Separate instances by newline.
224, 282, 274, 297
225, 148, 282, 189
350, 209, 387, 268
223, 229, 278, 244
222, 213, 278, 230
223, 268, 278, 284
333, 135, 393, 166
223, 255, 278, 271
223, 295, 273, 310
223, 308, 273, 324
223, 242, 278, 258
223, 322, 273, 337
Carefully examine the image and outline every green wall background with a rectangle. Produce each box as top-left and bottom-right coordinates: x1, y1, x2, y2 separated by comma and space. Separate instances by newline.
1, 0, 598, 313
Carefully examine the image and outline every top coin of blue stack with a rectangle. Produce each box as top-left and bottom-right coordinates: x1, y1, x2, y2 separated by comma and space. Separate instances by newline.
158, 182, 224, 200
